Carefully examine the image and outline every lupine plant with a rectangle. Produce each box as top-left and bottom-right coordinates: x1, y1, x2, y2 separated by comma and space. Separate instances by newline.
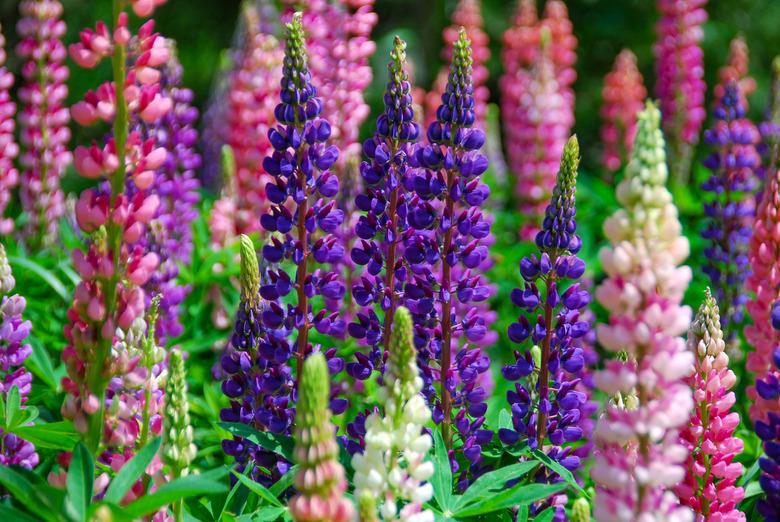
755, 302, 780, 520
0, 23, 19, 235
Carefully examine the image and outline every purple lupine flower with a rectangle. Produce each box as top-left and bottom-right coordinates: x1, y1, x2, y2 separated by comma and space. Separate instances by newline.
220, 235, 294, 486
499, 137, 590, 521
346, 36, 420, 380
405, 28, 492, 486
131, 42, 201, 342
755, 302, 780, 519
0, 245, 38, 469
701, 82, 760, 357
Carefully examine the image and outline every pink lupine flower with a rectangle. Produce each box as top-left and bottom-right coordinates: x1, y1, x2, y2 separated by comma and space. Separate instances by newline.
675, 290, 745, 521
713, 36, 755, 109
592, 103, 694, 522
0, 24, 19, 236
747, 161, 780, 424
655, 0, 708, 181
16, 0, 72, 248
600, 49, 646, 173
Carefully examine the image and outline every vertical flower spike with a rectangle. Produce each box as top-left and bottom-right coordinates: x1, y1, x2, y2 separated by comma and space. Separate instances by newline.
260, 12, 346, 389
0, 23, 19, 235
702, 82, 760, 357
0, 245, 37, 469
760, 58, 780, 176
542, 0, 577, 112
714, 35, 755, 109
220, 234, 294, 485
747, 151, 780, 424
424, 0, 490, 128
164, 349, 196, 477
289, 352, 353, 522
500, 136, 591, 519
352, 307, 434, 521
592, 102, 694, 521
131, 42, 201, 343
675, 289, 744, 520
755, 303, 780, 519
59, 2, 171, 508
208, 3, 283, 246
406, 28, 493, 487
347, 36, 420, 380
16, 0, 72, 249
655, 0, 708, 181
600, 49, 647, 173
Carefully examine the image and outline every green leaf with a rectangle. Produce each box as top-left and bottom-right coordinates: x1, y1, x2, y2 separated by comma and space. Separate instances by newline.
104, 437, 162, 504
269, 465, 297, 498
498, 409, 513, 431
26, 337, 59, 390
183, 497, 215, 521
516, 504, 529, 522
454, 461, 538, 510
66, 442, 94, 522
740, 458, 760, 487
0, 504, 43, 522
219, 423, 294, 462
250, 506, 287, 521
14, 421, 80, 450
8, 256, 69, 301
530, 449, 587, 497
123, 468, 229, 518
455, 482, 566, 517
743, 480, 762, 499
233, 471, 282, 507
430, 428, 453, 511
533, 506, 557, 522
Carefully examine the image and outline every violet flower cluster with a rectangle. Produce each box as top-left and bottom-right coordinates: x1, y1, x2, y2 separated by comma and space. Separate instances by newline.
655, 0, 708, 181
405, 28, 492, 488
0, 246, 38, 470
755, 302, 780, 520
702, 82, 760, 357
0, 23, 19, 236
131, 43, 201, 342
347, 36, 420, 379
16, 0, 72, 248
500, 136, 591, 521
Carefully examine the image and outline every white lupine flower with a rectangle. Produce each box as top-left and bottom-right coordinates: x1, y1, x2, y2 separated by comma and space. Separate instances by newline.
352, 308, 434, 521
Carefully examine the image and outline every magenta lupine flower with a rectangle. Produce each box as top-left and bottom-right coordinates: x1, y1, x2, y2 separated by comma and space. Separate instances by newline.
675, 289, 745, 521
655, 0, 708, 181
406, 29, 493, 487
592, 103, 694, 521
131, 43, 201, 343
747, 151, 780, 425
714, 36, 755, 109
0, 24, 19, 236
58, 3, 170, 504
208, 4, 283, 246
0, 246, 38, 470
600, 49, 646, 173
16, 0, 72, 248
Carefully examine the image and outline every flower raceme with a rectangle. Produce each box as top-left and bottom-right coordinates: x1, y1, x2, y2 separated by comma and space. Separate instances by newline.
352, 307, 434, 522
591, 102, 694, 522
0, 23, 19, 235
755, 303, 780, 519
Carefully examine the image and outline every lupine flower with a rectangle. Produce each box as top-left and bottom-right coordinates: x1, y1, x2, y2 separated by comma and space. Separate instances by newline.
675, 289, 745, 521
0, 23, 19, 235
714, 36, 755, 109
58, 5, 171, 511
0, 245, 38, 470
500, 136, 591, 521
406, 29, 492, 487
702, 82, 760, 358
164, 349, 196, 477
747, 148, 780, 424
600, 49, 646, 173
208, 4, 283, 246
760, 58, 780, 180
347, 36, 421, 379
424, 0, 490, 129
352, 307, 434, 522
655, 0, 708, 181
220, 235, 294, 485
591, 102, 694, 522
288, 352, 354, 522
131, 42, 201, 342
571, 498, 591, 522
755, 303, 780, 519
16, 0, 72, 248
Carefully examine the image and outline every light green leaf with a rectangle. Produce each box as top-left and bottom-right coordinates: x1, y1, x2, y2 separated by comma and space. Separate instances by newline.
530, 449, 587, 497
455, 482, 566, 517
26, 337, 59, 390
233, 471, 282, 507
219, 423, 294, 462
533, 506, 557, 522
104, 437, 162, 504
454, 461, 538, 510
250, 506, 287, 521
66, 442, 94, 522
743, 480, 762, 499
14, 421, 79, 450
9, 256, 69, 301
430, 428, 453, 511
269, 465, 297, 497
123, 468, 229, 518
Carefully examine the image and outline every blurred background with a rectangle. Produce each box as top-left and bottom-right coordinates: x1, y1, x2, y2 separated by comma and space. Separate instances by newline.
2, 0, 780, 173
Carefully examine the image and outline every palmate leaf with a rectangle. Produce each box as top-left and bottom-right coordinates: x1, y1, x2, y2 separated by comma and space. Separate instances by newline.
452, 460, 539, 511
454, 482, 566, 517
13, 421, 79, 450
529, 449, 588, 497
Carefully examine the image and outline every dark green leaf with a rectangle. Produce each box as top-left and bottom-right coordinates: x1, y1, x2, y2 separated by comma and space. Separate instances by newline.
124, 468, 229, 518
533, 506, 557, 522
250, 506, 287, 521
0, 504, 43, 522
8, 256, 69, 301
233, 471, 282, 507
66, 442, 94, 522
454, 461, 538, 510
430, 428, 453, 511
183, 497, 215, 521
455, 482, 566, 517
14, 421, 80, 450
530, 449, 587, 497
269, 465, 297, 498
219, 423, 294, 462
26, 337, 59, 390
104, 437, 162, 504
